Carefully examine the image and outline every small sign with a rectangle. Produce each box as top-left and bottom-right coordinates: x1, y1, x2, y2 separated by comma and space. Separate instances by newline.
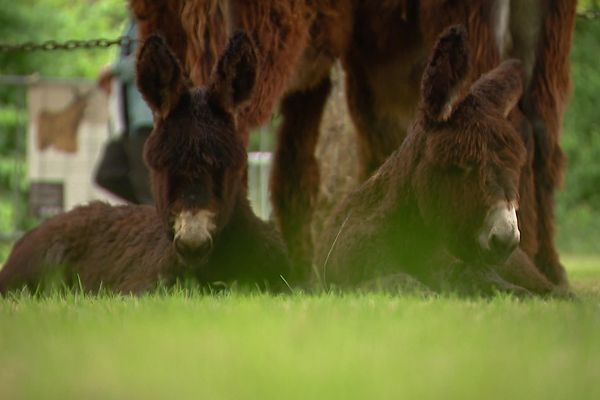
29, 181, 64, 218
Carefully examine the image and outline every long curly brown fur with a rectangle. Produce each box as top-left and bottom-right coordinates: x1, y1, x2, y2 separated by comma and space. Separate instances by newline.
128, 0, 576, 286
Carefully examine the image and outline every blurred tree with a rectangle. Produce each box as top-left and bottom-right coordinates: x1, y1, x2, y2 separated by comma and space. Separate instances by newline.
556, 15, 600, 252
578, 0, 600, 11
0, 0, 127, 155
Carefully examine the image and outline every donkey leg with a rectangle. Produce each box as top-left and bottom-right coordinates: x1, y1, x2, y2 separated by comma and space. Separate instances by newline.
532, 144, 569, 287
437, 261, 533, 298
342, 49, 418, 180
516, 99, 568, 286
270, 77, 332, 278
509, 0, 576, 287
495, 247, 566, 297
357, 273, 433, 296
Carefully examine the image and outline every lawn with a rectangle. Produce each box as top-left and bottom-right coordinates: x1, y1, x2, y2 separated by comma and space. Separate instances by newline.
0, 255, 599, 400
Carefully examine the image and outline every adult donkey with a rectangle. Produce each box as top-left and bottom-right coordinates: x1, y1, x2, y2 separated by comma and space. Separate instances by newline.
129, 0, 576, 286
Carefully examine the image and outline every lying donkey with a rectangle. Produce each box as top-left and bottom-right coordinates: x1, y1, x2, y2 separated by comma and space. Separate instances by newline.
0, 33, 291, 294
315, 26, 562, 297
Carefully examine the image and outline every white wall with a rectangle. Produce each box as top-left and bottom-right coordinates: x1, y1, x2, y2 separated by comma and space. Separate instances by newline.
27, 79, 125, 215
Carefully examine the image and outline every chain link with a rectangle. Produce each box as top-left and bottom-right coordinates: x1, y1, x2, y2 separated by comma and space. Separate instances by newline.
0, 9, 598, 53
0, 36, 135, 53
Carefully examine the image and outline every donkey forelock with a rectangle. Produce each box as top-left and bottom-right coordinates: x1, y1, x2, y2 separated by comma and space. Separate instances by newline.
144, 90, 246, 176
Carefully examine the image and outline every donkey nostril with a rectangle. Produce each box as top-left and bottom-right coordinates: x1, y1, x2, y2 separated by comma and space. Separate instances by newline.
174, 237, 213, 259
489, 232, 518, 258
195, 240, 213, 255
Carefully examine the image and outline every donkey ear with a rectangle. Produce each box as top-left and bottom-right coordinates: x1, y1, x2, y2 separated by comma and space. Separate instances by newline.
136, 35, 185, 119
468, 59, 524, 118
419, 25, 470, 122
207, 31, 257, 112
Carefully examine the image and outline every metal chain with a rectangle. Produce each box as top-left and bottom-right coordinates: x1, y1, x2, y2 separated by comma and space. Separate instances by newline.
0, 9, 598, 53
0, 36, 135, 53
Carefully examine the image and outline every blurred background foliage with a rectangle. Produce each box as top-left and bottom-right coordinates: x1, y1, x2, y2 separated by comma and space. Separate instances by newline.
0, 0, 127, 252
556, 0, 600, 252
0, 0, 127, 79
0, 0, 599, 253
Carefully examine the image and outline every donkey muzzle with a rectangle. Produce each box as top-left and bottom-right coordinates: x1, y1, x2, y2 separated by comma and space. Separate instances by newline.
173, 210, 216, 261
478, 201, 520, 264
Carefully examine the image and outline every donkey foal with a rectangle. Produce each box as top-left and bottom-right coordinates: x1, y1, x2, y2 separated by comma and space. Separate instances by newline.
0, 33, 291, 294
315, 26, 560, 297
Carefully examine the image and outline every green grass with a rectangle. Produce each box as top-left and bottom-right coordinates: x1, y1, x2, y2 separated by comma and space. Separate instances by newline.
0, 256, 599, 400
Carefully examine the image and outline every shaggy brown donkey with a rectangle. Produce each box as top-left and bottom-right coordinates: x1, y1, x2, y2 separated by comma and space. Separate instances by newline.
129, 1, 575, 288
314, 26, 558, 296
0, 33, 291, 294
